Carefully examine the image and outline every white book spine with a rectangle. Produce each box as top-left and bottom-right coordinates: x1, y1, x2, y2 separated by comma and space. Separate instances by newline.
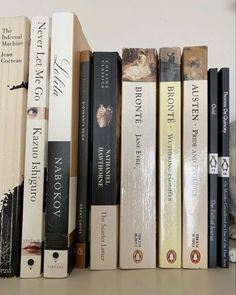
44, 12, 83, 278
182, 80, 208, 268
119, 49, 157, 269
20, 16, 50, 278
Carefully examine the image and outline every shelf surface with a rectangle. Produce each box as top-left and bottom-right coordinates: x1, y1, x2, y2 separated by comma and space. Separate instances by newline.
0, 262, 235, 295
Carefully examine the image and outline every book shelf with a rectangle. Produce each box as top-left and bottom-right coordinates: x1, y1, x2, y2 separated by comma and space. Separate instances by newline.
0, 0, 235, 294
0, 254, 235, 295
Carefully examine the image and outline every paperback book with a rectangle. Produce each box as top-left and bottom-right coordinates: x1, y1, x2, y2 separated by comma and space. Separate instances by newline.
158, 47, 182, 268
20, 16, 50, 278
208, 68, 218, 268
75, 50, 92, 268
182, 46, 208, 269
120, 48, 157, 269
44, 12, 89, 278
90, 52, 121, 270
0, 16, 30, 277
218, 68, 230, 268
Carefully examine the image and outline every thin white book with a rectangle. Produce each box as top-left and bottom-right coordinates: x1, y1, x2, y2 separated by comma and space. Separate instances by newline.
20, 16, 50, 278
44, 12, 89, 278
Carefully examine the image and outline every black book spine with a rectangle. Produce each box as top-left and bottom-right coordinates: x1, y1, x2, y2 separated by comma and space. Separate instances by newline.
91, 52, 121, 206
208, 68, 218, 268
0, 183, 24, 277
90, 52, 121, 269
217, 68, 230, 268
45, 142, 70, 250
75, 51, 92, 268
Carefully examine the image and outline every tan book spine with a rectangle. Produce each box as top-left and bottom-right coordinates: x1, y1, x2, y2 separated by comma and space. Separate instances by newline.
182, 46, 208, 269
158, 47, 182, 268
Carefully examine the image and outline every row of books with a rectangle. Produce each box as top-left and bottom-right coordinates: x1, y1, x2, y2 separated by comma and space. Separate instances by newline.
0, 12, 230, 278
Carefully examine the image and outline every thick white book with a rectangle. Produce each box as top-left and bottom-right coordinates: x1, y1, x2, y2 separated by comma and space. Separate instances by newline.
44, 12, 89, 278
20, 16, 50, 278
119, 48, 157, 269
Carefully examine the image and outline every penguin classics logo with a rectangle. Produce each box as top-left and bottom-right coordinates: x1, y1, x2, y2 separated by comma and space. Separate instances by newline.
219, 157, 230, 177
133, 250, 143, 263
96, 104, 113, 128
190, 250, 201, 264
209, 154, 218, 174
221, 158, 229, 173
167, 250, 177, 264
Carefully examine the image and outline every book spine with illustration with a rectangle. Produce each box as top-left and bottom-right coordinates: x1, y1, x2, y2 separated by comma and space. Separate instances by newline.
119, 48, 157, 269
218, 68, 230, 268
20, 16, 50, 278
0, 17, 30, 277
90, 52, 121, 270
44, 12, 89, 278
75, 50, 92, 268
182, 46, 208, 269
208, 68, 218, 268
158, 47, 181, 268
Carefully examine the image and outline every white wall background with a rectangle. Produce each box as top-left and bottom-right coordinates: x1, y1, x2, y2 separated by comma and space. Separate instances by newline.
0, 0, 235, 121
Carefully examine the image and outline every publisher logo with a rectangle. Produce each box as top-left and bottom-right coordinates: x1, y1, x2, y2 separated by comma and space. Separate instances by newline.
167, 250, 177, 264
218, 157, 230, 178
209, 153, 218, 174
190, 250, 201, 264
133, 250, 143, 263
27, 259, 34, 270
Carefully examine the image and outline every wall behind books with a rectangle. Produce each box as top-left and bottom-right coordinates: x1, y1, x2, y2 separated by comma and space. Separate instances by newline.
0, 0, 235, 121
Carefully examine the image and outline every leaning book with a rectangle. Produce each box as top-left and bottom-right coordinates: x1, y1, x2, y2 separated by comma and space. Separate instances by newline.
120, 48, 157, 269
182, 46, 208, 269
20, 16, 50, 278
0, 16, 30, 277
44, 12, 89, 278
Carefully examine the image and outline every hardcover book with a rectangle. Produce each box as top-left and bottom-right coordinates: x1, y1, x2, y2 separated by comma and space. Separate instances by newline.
119, 48, 157, 269
182, 46, 208, 269
20, 16, 50, 278
75, 50, 92, 268
158, 47, 181, 268
90, 52, 121, 270
218, 68, 230, 268
208, 68, 218, 268
0, 16, 30, 277
44, 12, 89, 278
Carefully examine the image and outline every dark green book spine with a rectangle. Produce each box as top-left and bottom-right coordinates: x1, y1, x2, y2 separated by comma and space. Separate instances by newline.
75, 51, 92, 268
208, 68, 218, 268
218, 68, 230, 268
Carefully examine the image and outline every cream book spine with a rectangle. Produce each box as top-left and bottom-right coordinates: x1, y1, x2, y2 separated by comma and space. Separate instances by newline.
119, 48, 157, 269
0, 16, 30, 277
158, 47, 181, 268
182, 46, 208, 269
20, 16, 50, 278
